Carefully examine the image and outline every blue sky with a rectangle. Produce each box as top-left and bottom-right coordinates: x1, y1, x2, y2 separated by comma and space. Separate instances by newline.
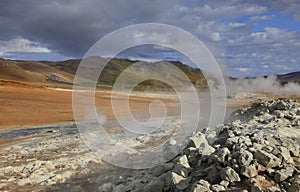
0, 0, 299, 77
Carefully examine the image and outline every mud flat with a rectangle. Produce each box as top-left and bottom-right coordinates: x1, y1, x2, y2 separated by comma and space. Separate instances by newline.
0, 90, 299, 191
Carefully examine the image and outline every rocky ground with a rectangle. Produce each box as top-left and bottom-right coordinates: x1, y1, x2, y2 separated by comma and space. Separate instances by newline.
0, 99, 299, 192
94, 99, 300, 192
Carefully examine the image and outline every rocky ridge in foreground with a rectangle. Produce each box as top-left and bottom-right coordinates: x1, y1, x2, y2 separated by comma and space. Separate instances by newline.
98, 99, 300, 192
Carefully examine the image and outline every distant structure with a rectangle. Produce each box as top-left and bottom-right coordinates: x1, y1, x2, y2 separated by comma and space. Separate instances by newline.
49, 74, 59, 82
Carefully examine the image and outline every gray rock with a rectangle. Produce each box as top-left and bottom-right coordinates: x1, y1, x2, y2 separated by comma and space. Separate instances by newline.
205, 166, 221, 184
279, 146, 293, 163
168, 171, 191, 190
288, 183, 300, 192
112, 184, 125, 192
262, 145, 274, 153
144, 178, 165, 192
266, 186, 281, 192
210, 184, 226, 192
273, 166, 294, 182
173, 164, 189, 178
211, 148, 231, 164
219, 180, 229, 188
225, 137, 239, 147
184, 147, 199, 165
188, 132, 215, 156
177, 155, 190, 168
151, 163, 174, 177
192, 179, 212, 192
239, 150, 253, 167
290, 175, 300, 184
238, 136, 252, 146
176, 176, 192, 190
163, 139, 178, 160
188, 132, 209, 149
220, 167, 241, 183
205, 129, 218, 145
98, 183, 114, 192
250, 183, 263, 192
254, 150, 281, 168
240, 164, 258, 178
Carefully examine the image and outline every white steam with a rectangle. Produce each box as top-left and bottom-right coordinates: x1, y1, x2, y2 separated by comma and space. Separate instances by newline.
225, 75, 300, 97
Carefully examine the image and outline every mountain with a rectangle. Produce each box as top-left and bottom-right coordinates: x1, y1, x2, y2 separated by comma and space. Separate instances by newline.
41, 57, 206, 89
277, 71, 300, 84
0, 57, 206, 89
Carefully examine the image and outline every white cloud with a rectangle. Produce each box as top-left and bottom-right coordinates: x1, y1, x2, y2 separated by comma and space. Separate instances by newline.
250, 15, 273, 21
210, 32, 221, 41
0, 37, 50, 56
237, 68, 249, 72
229, 22, 246, 28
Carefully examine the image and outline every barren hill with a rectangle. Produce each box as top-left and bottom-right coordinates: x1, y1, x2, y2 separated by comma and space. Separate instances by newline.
43, 57, 206, 89
17, 61, 74, 83
0, 58, 46, 83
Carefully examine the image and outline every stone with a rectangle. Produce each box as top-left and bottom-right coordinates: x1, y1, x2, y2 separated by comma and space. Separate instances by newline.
163, 139, 178, 160
169, 172, 185, 186
188, 132, 209, 149
273, 166, 294, 182
151, 163, 173, 177
144, 178, 165, 192
288, 183, 300, 192
254, 150, 281, 168
210, 184, 226, 192
238, 136, 252, 146
266, 168, 275, 177
113, 184, 125, 192
262, 145, 274, 153
290, 175, 300, 184
173, 164, 189, 178
219, 180, 229, 188
238, 150, 253, 167
177, 155, 190, 168
279, 146, 293, 163
192, 179, 212, 192
205, 166, 221, 184
225, 137, 239, 147
176, 176, 192, 190
240, 164, 258, 178
250, 183, 263, 192
211, 147, 231, 164
205, 129, 217, 145
220, 167, 240, 183
184, 147, 199, 165
98, 183, 114, 192
188, 132, 215, 156
266, 186, 281, 192
168, 171, 191, 190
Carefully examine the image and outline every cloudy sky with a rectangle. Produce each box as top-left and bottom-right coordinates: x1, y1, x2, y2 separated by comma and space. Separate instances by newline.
0, 0, 299, 77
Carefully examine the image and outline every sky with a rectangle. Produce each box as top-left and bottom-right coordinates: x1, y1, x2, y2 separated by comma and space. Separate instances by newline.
0, 0, 299, 77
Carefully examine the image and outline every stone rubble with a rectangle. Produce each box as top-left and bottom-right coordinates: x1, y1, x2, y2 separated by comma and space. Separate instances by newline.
97, 99, 300, 192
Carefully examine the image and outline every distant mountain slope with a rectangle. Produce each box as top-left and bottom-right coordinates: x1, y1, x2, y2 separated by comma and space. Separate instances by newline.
17, 61, 74, 83
277, 71, 300, 84
0, 58, 46, 82
42, 57, 206, 88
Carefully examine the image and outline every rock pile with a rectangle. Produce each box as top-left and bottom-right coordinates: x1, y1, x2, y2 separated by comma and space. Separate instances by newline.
99, 99, 300, 192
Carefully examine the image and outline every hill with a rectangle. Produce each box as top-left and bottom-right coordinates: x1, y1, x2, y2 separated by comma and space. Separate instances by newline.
42, 57, 207, 89
17, 61, 74, 83
0, 58, 46, 83
277, 71, 300, 84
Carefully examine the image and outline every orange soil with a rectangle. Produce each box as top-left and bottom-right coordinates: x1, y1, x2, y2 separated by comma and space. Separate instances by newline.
0, 82, 180, 130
